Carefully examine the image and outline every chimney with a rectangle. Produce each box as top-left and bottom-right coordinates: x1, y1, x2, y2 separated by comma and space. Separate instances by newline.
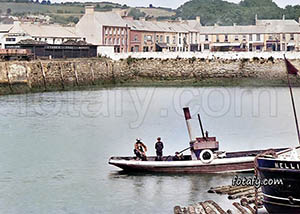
255, 14, 258, 24
283, 15, 285, 20
196, 16, 201, 23
178, 17, 182, 21
85, 5, 94, 15
214, 23, 218, 27
233, 23, 236, 26
139, 17, 146, 21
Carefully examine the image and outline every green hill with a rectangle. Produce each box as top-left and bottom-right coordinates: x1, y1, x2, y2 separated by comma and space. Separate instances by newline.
176, 0, 300, 26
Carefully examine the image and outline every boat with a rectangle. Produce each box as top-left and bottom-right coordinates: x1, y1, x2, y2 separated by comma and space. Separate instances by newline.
109, 107, 286, 174
256, 56, 300, 213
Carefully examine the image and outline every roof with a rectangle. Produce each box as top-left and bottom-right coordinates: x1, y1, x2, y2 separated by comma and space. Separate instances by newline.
256, 19, 299, 26
194, 24, 300, 34
20, 24, 79, 38
0, 24, 13, 32
94, 11, 127, 27
7, 22, 80, 38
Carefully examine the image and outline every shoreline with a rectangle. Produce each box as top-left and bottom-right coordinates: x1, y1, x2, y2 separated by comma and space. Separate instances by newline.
0, 78, 298, 96
1, 57, 300, 95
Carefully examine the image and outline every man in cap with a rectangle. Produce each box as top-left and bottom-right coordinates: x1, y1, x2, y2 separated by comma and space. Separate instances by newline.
134, 138, 147, 161
155, 137, 164, 161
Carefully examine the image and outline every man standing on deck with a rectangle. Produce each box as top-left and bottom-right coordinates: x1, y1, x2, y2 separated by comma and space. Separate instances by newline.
155, 137, 164, 161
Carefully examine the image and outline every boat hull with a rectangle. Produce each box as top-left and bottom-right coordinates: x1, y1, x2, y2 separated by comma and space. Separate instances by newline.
257, 157, 300, 213
109, 157, 254, 174
109, 149, 286, 174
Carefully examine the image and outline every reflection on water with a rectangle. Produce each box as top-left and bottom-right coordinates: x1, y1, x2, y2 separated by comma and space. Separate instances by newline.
0, 87, 298, 213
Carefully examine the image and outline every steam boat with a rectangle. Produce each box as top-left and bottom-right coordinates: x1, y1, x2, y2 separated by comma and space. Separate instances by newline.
109, 107, 286, 174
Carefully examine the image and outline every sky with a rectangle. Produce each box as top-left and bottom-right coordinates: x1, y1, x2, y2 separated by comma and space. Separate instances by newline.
50, 0, 299, 9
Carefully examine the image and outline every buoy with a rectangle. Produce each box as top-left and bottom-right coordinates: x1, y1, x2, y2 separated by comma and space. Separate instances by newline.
200, 149, 214, 163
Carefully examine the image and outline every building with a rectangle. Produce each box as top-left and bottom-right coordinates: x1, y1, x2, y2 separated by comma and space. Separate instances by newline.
1, 21, 82, 49
0, 24, 13, 48
76, 6, 129, 53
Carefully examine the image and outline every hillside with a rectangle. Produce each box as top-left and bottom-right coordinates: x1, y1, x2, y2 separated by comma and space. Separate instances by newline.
0, 1, 175, 24
176, 0, 300, 26
0, 0, 299, 26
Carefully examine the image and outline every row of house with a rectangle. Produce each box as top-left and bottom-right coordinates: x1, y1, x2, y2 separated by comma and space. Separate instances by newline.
0, 5, 300, 56
76, 6, 300, 53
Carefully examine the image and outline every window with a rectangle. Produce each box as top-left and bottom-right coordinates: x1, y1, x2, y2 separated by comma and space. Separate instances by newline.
282, 34, 286, 41
204, 44, 209, 50
160, 35, 163, 42
105, 28, 108, 35
6, 38, 16, 42
234, 35, 239, 41
291, 34, 294, 40
216, 35, 220, 42
113, 38, 115, 44
134, 35, 138, 41
179, 38, 181, 45
256, 34, 261, 41
243, 35, 246, 41
225, 35, 228, 42
249, 34, 253, 41
109, 38, 112, 44
109, 28, 112, 35
117, 38, 120, 45
173, 36, 176, 44
166, 36, 170, 44
104, 38, 107, 45
156, 35, 159, 42
205, 35, 209, 41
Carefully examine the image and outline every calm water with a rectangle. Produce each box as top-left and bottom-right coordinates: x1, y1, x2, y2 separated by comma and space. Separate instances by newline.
0, 87, 298, 213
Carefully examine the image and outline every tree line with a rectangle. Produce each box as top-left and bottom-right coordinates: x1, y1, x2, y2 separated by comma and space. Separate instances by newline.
175, 0, 300, 26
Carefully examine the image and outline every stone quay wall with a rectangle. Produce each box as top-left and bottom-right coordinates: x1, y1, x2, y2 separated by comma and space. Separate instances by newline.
0, 56, 299, 95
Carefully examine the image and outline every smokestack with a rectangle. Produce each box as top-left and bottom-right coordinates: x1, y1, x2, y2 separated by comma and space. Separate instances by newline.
183, 107, 194, 142
196, 16, 201, 24
85, 5, 94, 15
283, 15, 285, 20
255, 14, 258, 25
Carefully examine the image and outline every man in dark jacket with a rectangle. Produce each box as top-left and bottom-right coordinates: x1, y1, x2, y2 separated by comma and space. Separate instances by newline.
155, 137, 164, 161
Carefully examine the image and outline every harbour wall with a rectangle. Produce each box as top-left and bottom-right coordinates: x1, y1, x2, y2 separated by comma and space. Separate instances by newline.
0, 56, 300, 95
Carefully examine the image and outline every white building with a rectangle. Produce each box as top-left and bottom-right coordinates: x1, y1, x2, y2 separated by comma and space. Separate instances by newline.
0, 21, 82, 48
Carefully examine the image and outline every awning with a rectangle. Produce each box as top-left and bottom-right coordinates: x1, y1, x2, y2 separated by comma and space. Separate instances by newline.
211, 43, 241, 47
156, 43, 168, 48
287, 42, 295, 47
252, 42, 264, 46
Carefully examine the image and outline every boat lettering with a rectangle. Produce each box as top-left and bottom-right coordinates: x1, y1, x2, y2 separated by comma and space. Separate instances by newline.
274, 162, 300, 170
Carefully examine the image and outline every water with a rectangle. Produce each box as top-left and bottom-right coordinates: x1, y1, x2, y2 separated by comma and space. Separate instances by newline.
0, 87, 298, 213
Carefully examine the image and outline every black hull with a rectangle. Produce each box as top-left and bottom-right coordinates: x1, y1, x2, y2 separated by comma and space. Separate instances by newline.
257, 158, 300, 213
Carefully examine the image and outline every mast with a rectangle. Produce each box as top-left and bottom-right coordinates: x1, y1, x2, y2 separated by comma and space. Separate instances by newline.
285, 55, 300, 144
197, 113, 205, 139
